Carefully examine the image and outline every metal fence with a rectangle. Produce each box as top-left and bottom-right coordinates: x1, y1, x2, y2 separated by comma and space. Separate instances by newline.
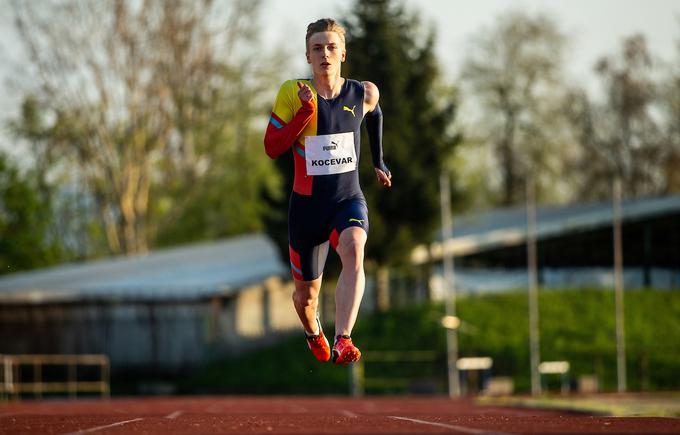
0, 354, 110, 400
350, 351, 441, 396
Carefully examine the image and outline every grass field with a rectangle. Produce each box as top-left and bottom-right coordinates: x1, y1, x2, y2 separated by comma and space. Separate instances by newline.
169, 288, 680, 396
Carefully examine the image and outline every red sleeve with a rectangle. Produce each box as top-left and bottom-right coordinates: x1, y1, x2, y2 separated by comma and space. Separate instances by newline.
263, 99, 315, 159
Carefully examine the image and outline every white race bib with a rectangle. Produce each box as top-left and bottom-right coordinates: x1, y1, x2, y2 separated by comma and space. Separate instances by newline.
304, 132, 357, 176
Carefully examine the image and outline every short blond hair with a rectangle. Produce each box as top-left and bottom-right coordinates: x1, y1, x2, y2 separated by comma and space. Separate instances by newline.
305, 18, 346, 48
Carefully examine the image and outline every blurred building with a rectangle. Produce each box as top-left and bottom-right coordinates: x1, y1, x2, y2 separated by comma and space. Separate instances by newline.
0, 233, 298, 375
413, 195, 680, 296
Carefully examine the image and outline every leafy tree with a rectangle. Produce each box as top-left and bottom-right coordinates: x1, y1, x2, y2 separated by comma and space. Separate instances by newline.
343, 0, 459, 266
658, 30, 680, 194
568, 35, 666, 199
461, 11, 571, 206
9, 96, 110, 261
0, 152, 62, 274
10, 0, 281, 256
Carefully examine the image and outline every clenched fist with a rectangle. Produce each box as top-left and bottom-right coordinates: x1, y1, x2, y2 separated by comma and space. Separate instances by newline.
297, 82, 314, 103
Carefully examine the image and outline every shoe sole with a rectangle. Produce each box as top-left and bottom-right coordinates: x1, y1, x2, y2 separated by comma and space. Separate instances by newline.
332, 347, 361, 365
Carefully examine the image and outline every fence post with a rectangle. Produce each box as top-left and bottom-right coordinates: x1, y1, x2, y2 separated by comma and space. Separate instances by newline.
349, 360, 364, 397
2, 356, 12, 399
102, 357, 111, 398
68, 359, 77, 398
11, 358, 19, 400
33, 361, 42, 399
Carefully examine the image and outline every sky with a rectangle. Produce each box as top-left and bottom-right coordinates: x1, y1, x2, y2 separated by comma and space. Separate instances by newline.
263, 0, 679, 85
1, 0, 679, 155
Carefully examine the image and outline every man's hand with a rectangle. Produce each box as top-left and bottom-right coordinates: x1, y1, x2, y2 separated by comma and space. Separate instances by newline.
297, 82, 314, 103
375, 167, 392, 188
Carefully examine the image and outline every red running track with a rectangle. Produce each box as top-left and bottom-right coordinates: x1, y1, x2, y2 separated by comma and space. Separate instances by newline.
1, 396, 678, 434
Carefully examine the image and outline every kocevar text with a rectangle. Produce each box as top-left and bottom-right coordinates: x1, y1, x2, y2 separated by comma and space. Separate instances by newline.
311, 157, 354, 166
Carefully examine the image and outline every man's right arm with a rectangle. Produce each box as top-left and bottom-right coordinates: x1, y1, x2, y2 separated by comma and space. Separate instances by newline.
264, 82, 315, 159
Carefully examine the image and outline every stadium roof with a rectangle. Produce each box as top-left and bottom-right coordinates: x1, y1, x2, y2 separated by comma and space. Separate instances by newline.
0, 233, 287, 304
411, 195, 680, 264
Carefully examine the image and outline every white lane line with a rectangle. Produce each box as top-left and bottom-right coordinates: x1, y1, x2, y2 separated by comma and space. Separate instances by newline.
64, 418, 144, 435
339, 409, 359, 418
164, 410, 184, 419
388, 416, 513, 435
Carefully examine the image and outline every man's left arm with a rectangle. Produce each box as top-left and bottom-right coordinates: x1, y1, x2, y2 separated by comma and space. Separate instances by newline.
363, 81, 391, 188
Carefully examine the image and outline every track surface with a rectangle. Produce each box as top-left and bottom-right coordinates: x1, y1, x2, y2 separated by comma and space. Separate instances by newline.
1, 396, 679, 434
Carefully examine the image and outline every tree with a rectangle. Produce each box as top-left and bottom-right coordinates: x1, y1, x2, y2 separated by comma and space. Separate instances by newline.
568, 35, 667, 199
461, 11, 571, 206
658, 30, 680, 193
0, 152, 62, 274
10, 96, 102, 260
10, 0, 280, 256
342, 0, 459, 269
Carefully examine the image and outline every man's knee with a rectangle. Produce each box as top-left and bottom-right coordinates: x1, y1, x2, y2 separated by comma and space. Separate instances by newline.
292, 283, 319, 308
338, 232, 366, 268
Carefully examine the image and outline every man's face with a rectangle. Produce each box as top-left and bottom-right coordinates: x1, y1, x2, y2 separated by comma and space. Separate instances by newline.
306, 31, 346, 76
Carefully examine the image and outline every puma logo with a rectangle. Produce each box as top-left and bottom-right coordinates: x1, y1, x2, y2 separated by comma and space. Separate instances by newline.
348, 218, 364, 224
323, 141, 339, 151
343, 105, 356, 117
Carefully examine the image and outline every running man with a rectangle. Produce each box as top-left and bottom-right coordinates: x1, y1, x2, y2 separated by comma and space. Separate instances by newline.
264, 18, 391, 364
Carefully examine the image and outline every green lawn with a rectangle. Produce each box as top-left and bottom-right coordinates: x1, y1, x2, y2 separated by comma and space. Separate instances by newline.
176, 288, 680, 395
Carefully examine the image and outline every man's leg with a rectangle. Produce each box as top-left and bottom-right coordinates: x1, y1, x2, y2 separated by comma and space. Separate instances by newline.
293, 276, 331, 362
334, 226, 367, 337
331, 226, 367, 364
292, 276, 323, 335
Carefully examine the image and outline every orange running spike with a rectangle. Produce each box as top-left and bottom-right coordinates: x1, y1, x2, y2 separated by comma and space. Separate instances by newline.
305, 320, 331, 362
332, 336, 361, 365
